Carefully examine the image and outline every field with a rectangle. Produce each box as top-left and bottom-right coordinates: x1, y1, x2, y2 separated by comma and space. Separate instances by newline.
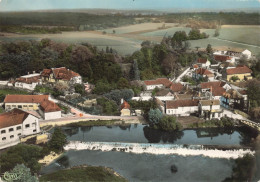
1, 23, 260, 56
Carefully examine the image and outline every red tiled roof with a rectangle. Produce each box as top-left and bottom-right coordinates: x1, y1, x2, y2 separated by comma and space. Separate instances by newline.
53, 67, 80, 81
196, 68, 214, 76
41, 69, 52, 77
121, 100, 130, 110
212, 87, 226, 96
226, 66, 252, 75
144, 78, 172, 87
170, 83, 184, 92
193, 64, 199, 68
198, 58, 207, 64
166, 99, 199, 109
214, 55, 231, 62
16, 76, 41, 84
4, 95, 49, 103
200, 100, 220, 106
40, 100, 61, 112
200, 81, 226, 89
0, 109, 29, 129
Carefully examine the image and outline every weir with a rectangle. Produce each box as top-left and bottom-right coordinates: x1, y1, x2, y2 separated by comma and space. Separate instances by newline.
64, 141, 254, 159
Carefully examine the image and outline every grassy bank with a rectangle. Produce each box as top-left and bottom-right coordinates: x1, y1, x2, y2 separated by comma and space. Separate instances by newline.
39, 165, 127, 182
64, 119, 125, 127
187, 117, 235, 128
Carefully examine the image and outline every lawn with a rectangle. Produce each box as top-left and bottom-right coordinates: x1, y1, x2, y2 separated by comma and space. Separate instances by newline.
0, 88, 29, 95
39, 166, 127, 182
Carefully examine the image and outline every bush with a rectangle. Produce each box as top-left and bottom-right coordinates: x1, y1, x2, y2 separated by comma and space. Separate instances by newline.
157, 115, 182, 131
49, 127, 67, 153
148, 108, 163, 126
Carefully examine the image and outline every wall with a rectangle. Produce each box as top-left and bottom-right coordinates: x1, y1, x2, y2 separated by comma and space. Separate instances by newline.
121, 109, 131, 116
146, 84, 163, 90
227, 73, 252, 82
0, 124, 22, 150
166, 106, 198, 116
22, 114, 40, 136
5, 103, 39, 111
44, 111, 62, 120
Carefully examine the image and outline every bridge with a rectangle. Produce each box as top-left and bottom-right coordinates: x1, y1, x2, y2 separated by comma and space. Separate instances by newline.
240, 119, 260, 132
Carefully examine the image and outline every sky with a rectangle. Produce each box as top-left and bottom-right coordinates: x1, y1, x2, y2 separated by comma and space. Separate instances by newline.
0, 0, 259, 11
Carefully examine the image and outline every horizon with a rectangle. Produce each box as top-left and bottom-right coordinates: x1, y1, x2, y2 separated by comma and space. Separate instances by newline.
0, 0, 259, 12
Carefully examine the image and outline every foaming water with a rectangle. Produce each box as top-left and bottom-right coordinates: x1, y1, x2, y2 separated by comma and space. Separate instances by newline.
64, 141, 254, 159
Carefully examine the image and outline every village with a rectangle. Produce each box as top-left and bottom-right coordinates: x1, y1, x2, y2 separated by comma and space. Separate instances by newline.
0, 45, 259, 151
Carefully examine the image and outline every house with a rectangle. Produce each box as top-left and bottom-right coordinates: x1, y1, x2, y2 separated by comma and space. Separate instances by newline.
221, 89, 246, 110
166, 99, 199, 116
155, 89, 174, 97
0, 108, 40, 150
120, 100, 131, 116
198, 100, 223, 119
4, 95, 62, 120
225, 65, 252, 82
200, 81, 231, 93
15, 73, 41, 90
197, 58, 211, 68
170, 83, 184, 93
214, 55, 232, 63
193, 68, 214, 81
144, 78, 172, 90
41, 67, 82, 84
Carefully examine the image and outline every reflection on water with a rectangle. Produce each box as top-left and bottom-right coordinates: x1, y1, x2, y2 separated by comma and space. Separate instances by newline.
61, 124, 257, 146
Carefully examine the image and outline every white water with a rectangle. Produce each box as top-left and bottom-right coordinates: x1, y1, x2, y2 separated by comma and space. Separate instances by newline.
64, 141, 254, 159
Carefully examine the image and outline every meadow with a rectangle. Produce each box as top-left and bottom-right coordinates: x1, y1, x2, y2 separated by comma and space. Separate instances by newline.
1, 23, 259, 56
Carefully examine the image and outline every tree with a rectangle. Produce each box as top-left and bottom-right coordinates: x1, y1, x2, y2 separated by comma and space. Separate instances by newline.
54, 82, 69, 95
49, 127, 67, 153
74, 84, 85, 95
246, 79, 260, 109
130, 59, 140, 80
113, 30, 116, 34
117, 77, 130, 89
162, 53, 178, 76
206, 44, 213, 54
158, 115, 182, 131
121, 89, 134, 102
148, 108, 163, 126
9, 164, 38, 182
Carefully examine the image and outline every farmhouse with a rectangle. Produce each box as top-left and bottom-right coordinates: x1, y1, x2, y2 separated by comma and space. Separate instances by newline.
15, 73, 41, 90
0, 108, 40, 150
144, 78, 172, 90
4, 95, 61, 120
225, 65, 252, 82
166, 99, 199, 116
41, 67, 82, 84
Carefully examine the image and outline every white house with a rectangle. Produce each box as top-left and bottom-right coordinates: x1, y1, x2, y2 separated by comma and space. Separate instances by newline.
144, 78, 172, 90
166, 99, 199, 116
15, 73, 41, 90
199, 100, 223, 119
38, 100, 62, 120
197, 58, 211, 68
242, 49, 252, 59
0, 108, 40, 150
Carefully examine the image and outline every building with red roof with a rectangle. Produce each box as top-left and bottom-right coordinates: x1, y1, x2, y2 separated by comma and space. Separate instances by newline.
4, 95, 61, 120
144, 78, 172, 90
120, 100, 131, 116
197, 58, 211, 68
226, 65, 252, 82
41, 67, 82, 84
15, 73, 42, 91
193, 68, 214, 81
0, 108, 40, 150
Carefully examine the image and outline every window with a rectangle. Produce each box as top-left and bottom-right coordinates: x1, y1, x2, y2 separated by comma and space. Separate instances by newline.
18, 105, 22, 109
2, 137, 6, 141
10, 135, 14, 139
33, 129, 36, 132
25, 124, 30, 128
29, 105, 33, 107
6, 105, 11, 109
17, 126, 21, 130
12, 105, 16, 107
23, 105, 27, 107
18, 133, 21, 136
9, 128, 14, 132
1, 130, 6, 134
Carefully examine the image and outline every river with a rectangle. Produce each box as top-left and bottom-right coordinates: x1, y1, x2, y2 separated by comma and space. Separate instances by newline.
41, 124, 259, 182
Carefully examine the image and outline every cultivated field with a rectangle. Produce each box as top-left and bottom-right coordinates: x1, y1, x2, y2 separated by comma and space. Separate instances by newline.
1, 23, 260, 55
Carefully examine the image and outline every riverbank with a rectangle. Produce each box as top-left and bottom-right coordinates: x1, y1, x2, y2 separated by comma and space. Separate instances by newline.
64, 119, 135, 127
39, 165, 127, 182
38, 151, 63, 166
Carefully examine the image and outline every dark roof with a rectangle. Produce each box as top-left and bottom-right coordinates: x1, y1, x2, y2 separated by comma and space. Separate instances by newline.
226, 66, 252, 75
166, 99, 199, 109
200, 100, 220, 106
200, 81, 226, 89
40, 100, 61, 112
0, 109, 30, 129
53, 67, 80, 81
16, 75, 41, 84
156, 89, 173, 96
214, 55, 231, 62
